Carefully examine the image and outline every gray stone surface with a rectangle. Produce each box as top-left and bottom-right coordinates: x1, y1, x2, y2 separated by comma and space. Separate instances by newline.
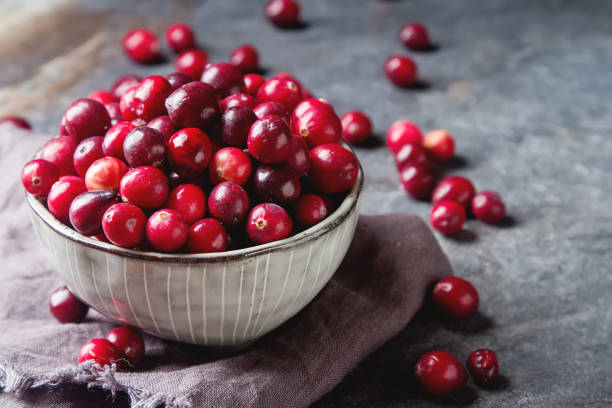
2, 0, 612, 406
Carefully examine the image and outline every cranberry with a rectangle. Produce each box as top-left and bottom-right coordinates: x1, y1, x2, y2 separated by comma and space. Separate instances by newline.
253, 101, 290, 126
394, 142, 429, 169
104, 102, 123, 124
430, 200, 465, 236
49, 284, 88, 323
309, 144, 359, 194
186, 218, 229, 253
340, 110, 372, 144
399, 162, 436, 199
146, 209, 189, 252
58, 116, 69, 136
221, 106, 258, 148
78, 338, 124, 367
119, 85, 139, 121
47, 176, 87, 223
208, 147, 252, 186
399, 22, 431, 51
247, 116, 292, 164
254, 165, 301, 204
69, 190, 120, 235
265, 0, 301, 28
432, 176, 476, 209
85, 157, 128, 191
208, 182, 250, 226
165, 81, 219, 129
146, 115, 177, 142
432, 276, 479, 319
21, 159, 59, 198
165, 23, 196, 53
256, 77, 302, 110
73, 136, 104, 177
111, 74, 141, 98
384, 55, 418, 87
122, 126, 165, 168
467, 349, 500, 385
175, 49, 209, 80
87, 89, 118, 105
62, 98, 111, 142
472, 191, 506, 223
292, 98, 334, 124
415, 350, 468, 396
246, 203, 293, 244
423, 129, 455, 162
120, 166, 169, 210
220, 93, 258, 112
167, 128, 213, 176
132, 76, 172, 121
230, 44, 259, 73
200, 62, 243, 98
165, 184, 206, 224
293, 108, 342, 148
41, 136, 77, 176
102, 121, 135, 161
165, 72, 194, 91
122, 28, 160, 63
102, 203, 146, 248
284, 133, 311, 176
243, 73, 266, 97
0, 116, 31, 130
293, 194, 327, 227
106, 327, 145, 367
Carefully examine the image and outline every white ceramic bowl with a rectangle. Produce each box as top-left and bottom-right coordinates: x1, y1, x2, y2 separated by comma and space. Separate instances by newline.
26, 163, 363, 346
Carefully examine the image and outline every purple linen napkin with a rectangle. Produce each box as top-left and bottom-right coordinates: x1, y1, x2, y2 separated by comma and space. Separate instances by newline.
0, 127, 452, 407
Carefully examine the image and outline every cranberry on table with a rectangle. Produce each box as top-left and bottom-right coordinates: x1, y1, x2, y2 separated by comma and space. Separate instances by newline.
165, 22, 196, 53
432, 276, 479, 319
164, 184, 207, 224
399, 22, 431, 51
87, 89, 118, 105
119, 85, 139, 121
284, 133, 311, 176
111, 74, 141, 98
167, 128, 213, 176
309, 144, 359, 194
147, 115, 177, 142
62, 98, 111, 142
49, 285, 89, 323
292, 107, 342, 148
21, 159, 59, 198
256, 77, 303, 110
133, 76, 172, 121
165, 72, 193, 91
102, 121, 135, 161
467, 349, 500, 385
221, 106, 258, 148
208, 182, 250, 227
423, 129, 455, 162
74, 136, 105, 178
208, 147, 253, 186
253, 165, 302, 204
220, 93, 258, 112
394, 142, 429, 169
102, 203, 146, 248
265, 0, 301, 28
472, 191, 506, 223
247, 116, 292, 164
146, 209, 189, 252
186, 218, 229, 253
243, 73, 266, 97
430, 200, 466, 236
123, 126, 165, 167
384, 55, 418, 87
230, 44, 259, 73
85, 157, 128, 191
340, 110, 372, 145
246, 203, 293, 244
386, 120, 423, 153
200, 62, 243, 98
294, 194, 327, 227
175, 48, 209, 80
415, 350, 468, 396
399, 162, 437, 199
69, 190, 120, 235
122, 28, 160, 64
165, 81, 219, 129
432, 176, 476, 209
78, 338, 124, 367
119, 166, 169, 210
106, 326, 145, 366
47, 176, 87, 223
43, 135, 79, 176
0, 116, 31, 130
253, 101, 290, 125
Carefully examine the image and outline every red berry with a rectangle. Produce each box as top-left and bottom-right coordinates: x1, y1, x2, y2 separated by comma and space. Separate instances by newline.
221, 106, 258, 148
62, 98, 111, 142
164, 184, 206, 225
243, 73, 266, 97
41, 136, 77, 176
111, 74, 141, 98
340, 110, 372, 144
430, 200, 465, 236
165, 23, 196, 53
69, 190, 120, 235
208, 147, 253, 186
165, 81, 220, 129
246, 203, 293, 244
165, 72, 193, 91
186, 218, 229, 253
432, 276, 479, 319
467, 349, 500, 385
399, 22, 431, 51
123, 126, 166, 167
175, 49, 209, 80
85, 157, 128, 191
119, 85, 139, 121
384, 55, 418, 87
220, 93, 258, 112
103, 121, 136, 162
119, 166, 169, 210
292, 98, 334, 125
87, 89, 118, 105
78, 338, 124, 367
247, 116, 292, 164
47, 176, 87, 224
253, 101, 290, 126
133, 76, 172, 121
472, 191, 506, 223
394, 142, 429, 169
73, 136, 104, 177
106, 326, 145, 366
230, 44, 259, 74
293, 108, 342, 148
146, 115, 177, 143
294, 194, 327, 227
21, 159, 59, 198
265, 0, 301, 28
200, 62, 243, 98
167, 128, 213, 176
399, 162, 437, 199
253, 165, 301, 204
256, 77, 303, 110
122, 28, 160, 63
284, 133, 311, 177
49, 285, 89, 323
432, 176, 476, 209
146, 209, 189, 252
0, 116, 31, 130
386, 120, 423, 153
309, 144, 359, 194
102, 203, 146, 248
104, 102, 123, 125
423, 129, 455, 162
208, 182, 250, 227
415, 350, 468, 396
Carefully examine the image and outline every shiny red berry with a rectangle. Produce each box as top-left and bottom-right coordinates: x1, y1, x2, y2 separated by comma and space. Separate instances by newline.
69, 190, 120, 235
47, 176, 87, 224
432, 176, 476, 209
415, 350, 468, 396
122, 28, 160, 63
147, 115, 177, 143
423, 129, 455, 162
247, 203, 292, 244
384, 55, 418, 87
49, 285, 89, 323
394, 142, 429, 169
208, 182, 250, 227
221, 106, 258, 148
167, 128, 213, 176
102, 203, 146, 248
73, 136, 105, 177
133, 76, 172, 121
467, 349, 500, 385
292, 98, 334, 125
175, 49, 209, 80
247, 116, 292, 164
165, 23, 196, 53
87, 89, 118, 105
104, 102, 123, 125
41, 136, 77, 176
399, 22, 430, 51
386, 120, 422, 153
265, 0, 301, 28
430, 200, 465, 235
472, 191, 506, 223
119, 166, 169, 210
165, 72, 193, 91
256, 77, 303, 110
293, 108, 342, 148
340, 111, 372, 144
146, 209, 189, 252
399, 162, 436, 199
253, 165, 301, 204
78, 338, 124, 367
85, 157, 128, 191
21, 159, 59, 198
102, 121, 136, 162
186, 218, 229, 253
106, 326, 145, 366
284, 133, 311, 177
293, 194, 327, 227
119, 85, 139, 121
165, 81, 220, 129
243, 73, 266, 97
253, 101, 290, 125
200, 62, 243, 98
208, 147, 253, 186
220, 93, 258, 112
123, 126, 166, 168
62, 98, 111, 142
230, 44, 259, 73
309, 144, 359, 194
432, 276, 479, 319
111, 74, 141, 98
164, 184, 207, 225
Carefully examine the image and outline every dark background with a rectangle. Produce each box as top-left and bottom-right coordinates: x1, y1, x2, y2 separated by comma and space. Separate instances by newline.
2, 0, 612, 406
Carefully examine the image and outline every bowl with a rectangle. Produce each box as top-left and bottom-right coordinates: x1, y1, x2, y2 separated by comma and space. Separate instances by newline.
26, 163, 363, 346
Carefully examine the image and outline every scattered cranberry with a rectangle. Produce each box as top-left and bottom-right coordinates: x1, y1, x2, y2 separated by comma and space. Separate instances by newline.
102, 121, 135, 161
294, 108, 342, 148
41, 136, 77, 176
88, 89, 118, 105
0, 116, 31, 130
253, 101, 290, 125
62, 98, 111, 142
175, 49, 209, 80
432, 276, 479, 320
122, 28, 160, 63
111, 74, 141, 98
147, 115, 177, 142
106, 326, 145, 366
467, 349, 500, 385
230, 44, 259, 73
165, 72, 193, 91
220, 93, 258, 112
423, 129, 455, 162
123, 126, 165, 167
209, 147, 252, 186
221, 106, 258, 148
85, 157, 128, 191
132, 76, 172, 121
386, 120, 423, 153
243, 73, 266, 97
399, 22, 430, 51
432, 176, 476, 209
384, 55, 418, 87
248, 116, 292, 164
246, 203, 293, 244
78, 338, 124, 367
294, 194, 327, 227
49, 284, 89, 323
119, 166, 169, 210
102, 203, 146, 248
146, 209, 189, 252
284, 133, 311, 176
119, 85, 139, 121
21, 159, 59, 198
256, 77, 303, 110
399, 162, 436, 199
208, 182, 250, 227
167, 128, 213, 176
69, 190, 120, 235
430, 200, 465, 236
164, 184, 206, 224
165, 81, 219, 129
254, 165, 302, 204
47, 176, 87, 223
394, 142, 429, 169
200, 62, 243, 98
265, 0, 301, 28
165, 22, 196, 53
472, 191, 506, 223
186, 218, 229, 253
340, 110, 372, 144
309, 144, 359, 194
415, 350, 468, 396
